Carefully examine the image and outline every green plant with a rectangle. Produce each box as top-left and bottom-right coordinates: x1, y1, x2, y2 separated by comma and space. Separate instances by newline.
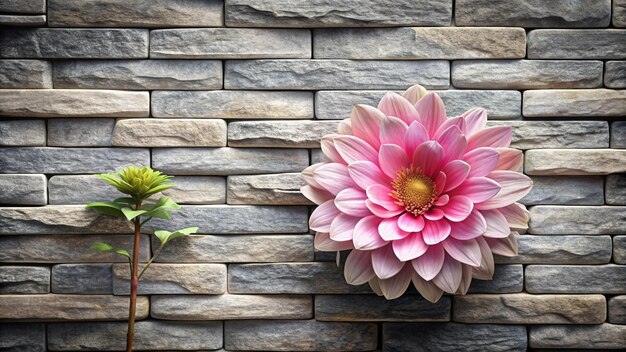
86, 166, 197, 352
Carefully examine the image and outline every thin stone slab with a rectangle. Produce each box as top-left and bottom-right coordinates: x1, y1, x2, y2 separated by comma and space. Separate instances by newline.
224, 60, 450, 90
151, 28, 310, 59
0, 266, 49, 293
0, 15, 46, 26
528, 29, 626, 59
490, 121, 608, 149
51, 264, 112, 294
152, 294, 312, 320
48, 118, 115, 147
227, 173, 310, 205
113, 264, 226, 295
0, 120, 46, 146
161, 176, 226, 205
0, 323, 45, 352
0, 174, 47, 205
525, 265, 626, 294
383, 323, 527, 352
229, 263, 371, 294
496, 235, 612, 264
520, 176, 604, 205
225, 0, 452, 27
0, 0, 46, 14
615, 236, 626, 264
0, 29, 148, 59
530, 324, 626, 349
0, 295, 149, 321
155, 234, 313, 263
529, 206, 626, 234
152, 147, 309, 175
609, 296, 626, 323
315, 90, 521, 120
468, 265, 523, 293
523, 89, 626, 117
228, 120, 339, 148
455, 0, 611, 27
452, 60, 602, 89
54, 60, 222, 90
605, 61, 626, 88
453, 294, 606, 324
0, 90, 149, 117
113, 119, 227, 147
315, 28, 525, 59
525, 149, 626, 175
225, 320, 377, 351
48, 0, 223, 27
0, 60, 51, 88
611, 121, 626, 148
47, 321, 223, 351
152, 90, 314, 119
616, 0, 626, 26
315, 295, 450, 322
0, 235, 150, 263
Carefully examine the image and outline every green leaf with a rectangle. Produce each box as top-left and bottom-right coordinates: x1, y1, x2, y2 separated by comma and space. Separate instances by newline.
114, 197, 136, 206
154, 230, 171, 245
85, 201, 124, 217
121, 207, 147, 221
154, 227, 198, 245
90, 242, 131, 260
143, 196, 180, 220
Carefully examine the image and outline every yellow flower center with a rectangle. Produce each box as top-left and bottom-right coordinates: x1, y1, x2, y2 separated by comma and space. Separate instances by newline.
390, 166, 437, 216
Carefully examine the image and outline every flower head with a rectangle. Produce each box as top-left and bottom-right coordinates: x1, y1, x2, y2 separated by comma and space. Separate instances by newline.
302, 84, 532, 302
96, 166, 174, 201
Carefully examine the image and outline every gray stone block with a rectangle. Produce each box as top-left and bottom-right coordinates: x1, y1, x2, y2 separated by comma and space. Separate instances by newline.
605, 61, 626, 88
48, 118, 115, 147
0, 60, 51, 88
0, 29, 149, 59
528, 29, 626, 59
490, 121, 608, 149
0, 323, 45, 352
530, 324, 626, 349
0, 174, 47, 205
48, 175, 123, 205
526, 265, 626, 293
468, 265, 523, 293
228, 120, 339, 148
0, 0, 45, 14
616, 0, 626, 26
0, 266, 49, 293
51, 264, 113, 294
524, 89, 626, 117
609, 296, 626, 324
227, 173, 310, 205
520, 176, 604, 205
162, 176, 226, 205
611, 121, 626, 148
224, 60, 450, 90
525, 149, 626, 175
113, 264, 226, 295
112, 119, 227, 147
0, 120, 46, 146
529, 206, 626, 234
497, 235, 612, 265
615, 236, 626, 264
0, 15, 46, 26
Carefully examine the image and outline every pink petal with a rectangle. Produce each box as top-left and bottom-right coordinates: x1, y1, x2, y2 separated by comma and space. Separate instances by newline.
476, 171, 533, 210
452, 177, 501, 203
411, 271, 444, 303
457, 264, 474, 295
334, 135, 378, 164
337, 118, 352, 135
347, 160, 390, 191
366, 200, 403, 218
412, 243, 445, 281
378, 217, 410, 241
368, 277, 383, 296
449, 209, 487, 240
462, 108, 487, 137
496, 148, 523, 171
441, 160, 471, 192
464, 147, 500, 178
472, 236, 495, 280
434, 171, 446, 196
412, 141, 444, 178
485, 232, 519, 257
378, 92, 420, 125
467, 126, 512, 151
422, 219, 451, 245
434, 116, 466, 140
380, 116, 409, 146
437, 126, 467, 163
434, 194, 449, 206
366, 184, 400, 211
329, 214, 360, 241
371, 244, 404, 279
423, 208, 444, 221
302, 163, 324, 189
344, 250, 376, 285
397, 213, 425, 232
353, 215, 387, 250
442, 237, 482, 267
379, 264, 412, 299
480, 208, 510, 238
350, 104, 384, 149
301, 184, 333, 205
499, 202, 530, 232
441, 195, 473, 222
320, 135, 345, 164
334, 188, 370, 217
432, 254, 463, 294
313, 163, 357, 195
392, 232, 428, 261
314, 232, 354, 252
414, 92, 447, 138
403, 84, 429, 105
379, 144, 409, 179
404, 121, 429, 157
309, 199, 340, 232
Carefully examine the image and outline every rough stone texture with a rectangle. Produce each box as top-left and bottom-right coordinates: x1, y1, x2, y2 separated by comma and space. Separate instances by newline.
530, 324, 626, 349
228, 120, 339, 148
0, 90, 149, 118
315, 295, 451, 322
225, 320, 378, 351
456, 0, 611, 27
0, 174, 47, 205
224, 60, 450, 90
605, 61, 626, 88
225, 0, 452, 27
524, 89, 626, 117
152, 90, 314, 119
229, 263, 371, 294
615, 237, 626, 264
611, 121, 626, 148
314, 27, 525, 59
520, 176, 604, 205
155, 234, 313, 263
453, 60, 602, 89
525, 265, 626, 294
529, 206, 626, 234
47, 321, 223, 351
528, 29, 626, 59
468, 265, 523, 293
0, 120, 46, 146
0, 266, 49, 293
51, 264, 112, 295
0, 235, 150, 263
162, 176, 226, 205
607, 174, 626, 205
609, 296, 626, 323
0, 147, 150, 174
525, 149, 626, 175
0, 323, 45, 352
152, 294, 312, 320
227, 173, 310, 205
0, 0, 46, 14
48, 118, 115, 147
54, 60, 222, 90
151, 28, 310, 59
316, 89, 521, 120
0, 29, 149, 59
113, 264, 227, 295
616, 0, 626, 26
0, 60, 51, 88
0, 15, 46, 26
152, 147, 309, 175
453, 294, 606, 324
113, 119, 227, 147
0, 295, 149, 321
490, 121, 609, 150
48, 0, 223, 27
496, 235, 612, 265
383, 323, 527, 352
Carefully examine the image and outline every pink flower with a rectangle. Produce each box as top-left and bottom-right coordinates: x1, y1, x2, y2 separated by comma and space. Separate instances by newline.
302, 84, 532, 302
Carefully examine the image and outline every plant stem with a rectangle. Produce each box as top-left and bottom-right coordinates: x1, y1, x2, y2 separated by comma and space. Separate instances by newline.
127, 199, 142, 352
138, 244, 164, 280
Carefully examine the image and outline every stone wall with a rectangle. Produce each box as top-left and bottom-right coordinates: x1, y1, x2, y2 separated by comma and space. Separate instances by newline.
1, 0, 626, 351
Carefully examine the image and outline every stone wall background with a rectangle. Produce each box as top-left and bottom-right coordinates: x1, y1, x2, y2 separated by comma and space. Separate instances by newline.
1, 0, 626, 351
